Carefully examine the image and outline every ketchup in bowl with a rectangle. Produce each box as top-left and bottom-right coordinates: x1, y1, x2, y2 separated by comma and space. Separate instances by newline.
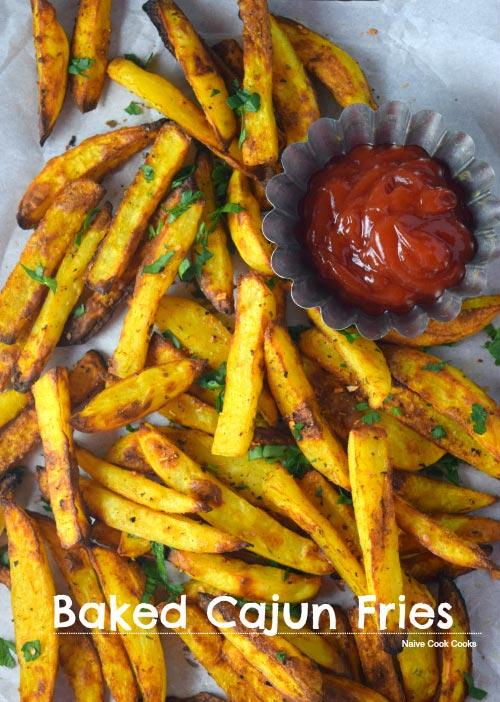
298, 144, 476, 315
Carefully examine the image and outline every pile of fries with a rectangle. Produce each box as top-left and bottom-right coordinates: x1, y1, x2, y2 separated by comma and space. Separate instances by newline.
0, 1, 499, 701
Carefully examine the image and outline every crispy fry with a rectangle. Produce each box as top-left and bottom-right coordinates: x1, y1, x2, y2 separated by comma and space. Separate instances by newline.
145, 0, 237, 147
431, 513, 500, 543
0, 328, 30, 391
401, 552, 473, 582
13, 204, 111, 391
213, 274, 276, 456
71, 358, 205, 432
88, 123, 191, 293
70, 0, 112, 112
393, 471, 497, 514
59, 629, 105, 702
299, 326, 359, 387
80, 477, 244, 552
323, 673, 395, 702
273, 617, 350, 675
31, 0, 69, 145
269, 15, 320, 144
91, 545, 167, 702
118, 531, 152, 558
226, 169, 274, 274
17, 120, 164, 230
0, 179, 103, 345
317, 607, 363, 682
159, 393, 219, 434
90, 519, 122, 549
438, 579, 471, 702
0, 389, 32, 429
0, 501, 57, 702
32, 367, 89, 548
238, 0, 279, 168
211, 38, 243, 84
275, 16, 376, 108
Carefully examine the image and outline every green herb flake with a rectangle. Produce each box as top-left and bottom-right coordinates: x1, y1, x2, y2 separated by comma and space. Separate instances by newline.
470, 404, 488, 435
339, 328, 360, 344
291, 423, 304, 441
424, 454, 460, 486
124, 52, 153, 69
265, 277, 277, 290
197, 362, 226, 413
464, 672, 488, 700
20, 264, 57, 294
361, 409, 381, 426
148, 222, 162, 240
75, 206, 102, 246
142, 248, 174, 275
124, 101, 142, 115
276, 650, 287, 664
337, 487, 353, 505
355, 401, 370, 411
226, 83, 261, 146
0, 545, 9, 568
40, 495, 53, 513
152, 541, 184, 601
391, 407, 402, 417
210, 89, 221, 97
125, 424, 139, 433
315, 486, 323, 499
0, 638, 16, 668
171, 164, 195, 189
68, 57, 96, 77
178, 222, 214, 282
484, 323, 500, 366
431, 425, 447, 440
162, 330, 182, 349
422, 360, 449, 372
141, 164, 155, 182
165, 190, 202, 224
287, 324, 312, 342
211, 160, 232, 202
21, 640, 41, 662
282, 568, 291, 582
73, 303, 85, 319
248, 443, 310, 478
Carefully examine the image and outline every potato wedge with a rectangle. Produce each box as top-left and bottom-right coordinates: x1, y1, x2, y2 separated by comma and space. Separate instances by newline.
264, 322, 350, 489
316, 606, 363, 682
269, 15, 320, 144
226, 169, 274, 274
431, 514, 500, 543
90, 519, 122, 549
118, 532, 152, 558
80, 477, 244, 552
71, 358, 205, 432
107, 58, 248, 172
70, 0, 112, 112
76, 446, 207, 514
211, 38, 244, 85
91, 545, 167, 702
0, 389, 32, 430
438, 579, 472, 702
31, 0, 69, 145
169, 550, 321, 602
17, 120, 164, 230
59, 629, 105, 702
394, 471, 497, 514
13, 204, 111, 391
0, 179, 103, 345
159, 393, 219, 434
213, 273, 276, 456
0, 329, 30, 391
238, 0, 279, 168
275, 16, 376, 108
144, 0, 237, 147
32, 367, 89, 548
0, 501, 57, 702
323, 673, 396, 702
88, 123, 191, 293
308, 308, 391, 408
299, 326, 359, 387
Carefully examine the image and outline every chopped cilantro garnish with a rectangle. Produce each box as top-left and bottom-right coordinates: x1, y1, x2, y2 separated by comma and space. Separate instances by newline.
291, 423, 304, 441
470, 404, 488, 435
140, 542, 184, 604
68, 57, 95, 77
124, 52, 153, 69
211, 160, 232, 202
431, 425, 447, 440
162, 330, 182, 349
226, 82, 261, 147
276, 650, 287, 663
20, 264, 57, 294
142, 248, 174, 275
178, 223, 213, 282
21, 640, 40, 662
73, 303, 85, 319
171, 164, 195, 189
75, 206, 101, 246
464, 672, 488, 700
391, 407, 402, 417
164, 190, 202, 224
0, 545, 9, 568
124, 101, 142, 115
248, 444, 310, 478
196, 362, 226, 413
0, 638, 16, 668
422, 360, 449, 372
484, 323, 500, 366
148, 222, 162, 240
125, 424, 139, 433
210, 89, 221, 96
315, 486, 323, 499
40, 495, 52, 512
339, 328, 360, 343
141, 164, 155, 182
337, 487, 353, 505
355, 401, 380, 425
424, 454, 460, 486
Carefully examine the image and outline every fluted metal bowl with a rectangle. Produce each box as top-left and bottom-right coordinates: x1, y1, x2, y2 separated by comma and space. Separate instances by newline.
262, 101, 500, 339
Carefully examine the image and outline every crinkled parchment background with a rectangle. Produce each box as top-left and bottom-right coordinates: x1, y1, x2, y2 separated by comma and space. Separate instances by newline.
1, 0, 500, 700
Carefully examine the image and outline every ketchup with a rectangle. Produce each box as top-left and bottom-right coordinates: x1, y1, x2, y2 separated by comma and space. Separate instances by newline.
299, 144, 475, 315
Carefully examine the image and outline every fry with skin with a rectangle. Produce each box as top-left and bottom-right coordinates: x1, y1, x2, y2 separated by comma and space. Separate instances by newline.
70, 0, 112, 112
0, 179, 103, 345
211, 38, 243, 84
0, 328, 30, 391
32, 367, 89, 548
316, 607, 363, 682
213, 274, 276, 456
31, 0, 69, 145
17, 120, 164, 230
438, 579, 472, 702
58, 629, 105, 702
144, 0, 237, 147
0, 501, 57, 702
13, 204, 111, 391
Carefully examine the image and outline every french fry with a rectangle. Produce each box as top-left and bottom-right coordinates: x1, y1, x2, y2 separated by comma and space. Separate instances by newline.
69, 0, 112, 112
32, 367, 89, 548
0, 501, 57, 702
226, 169, 274, 274
107, 58, 249, 172
17, 120, 164, 230
316, 606, 363, 682
109, 193, 204, 378
71, 358, 205, 432
13, 204, 112, 391
58, 628, 105, 702
323, 673, 396, 702
0, 389, 32, 429
308, 308, 391, 409
88, 123, 191, 293
393, 471, 497, 514
159, 393, 219, 434
204, 595, 323, 702
144, 0, 237, 147
238, 0, 279, 168
138, 425, 331, 573
105, 432, 155, 473
31, 0, 69, 145
213, 273, 276, 456
269, 15, 320, 144
76, 446, 208, 514
0, 179, 103, 345
0, 328, 30, 391
438, 579, 472, 702
211, 38, 244, 84
431, 513, 500, 543
169, 550, 321, 602
299, 326, 359, 387
90, 519, 122, 549
36, 515, 141, 702
118, 531, 152, 558
275, 16, 376, 109
264, 322, 350, 489
80, 477, 245, 552
401, 553, 474, 582
91, 545, 167, 702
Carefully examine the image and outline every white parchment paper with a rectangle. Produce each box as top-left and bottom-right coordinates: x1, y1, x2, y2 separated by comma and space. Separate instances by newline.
1, 0, 500, 699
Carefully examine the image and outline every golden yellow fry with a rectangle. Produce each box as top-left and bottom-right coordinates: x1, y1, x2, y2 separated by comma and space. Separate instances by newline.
17, 120, 164, 230
59, 629, 105, 702
213, 274, 276, 456
91, 545, 167, 702
118, 531, 152, 559
211, 38, 244, 84
80, 477, 245, 552
316, 606, 363, 682
90, 519, 122, 549
0, 179, 103, 345
323, 673, 397, 702
0, 389, 32, 430
269, 15, 320, 144
226, 169, 274, 274
275, 16, 376, 108
431, 514, 500, 543
0, 328, 30, 391
438, 579, 472, 702
31, 0, 69, 145
394, 471, 497, 514
32, 367, 89, 548
13, 204, 111, 391
145, 0, 237, 147
159, 393, 219, 434
0, 501, 57, 702
299, 326, 359, 386
71, 358, 204, 432
70, 0, 112, 112
88, 123, 191, 293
